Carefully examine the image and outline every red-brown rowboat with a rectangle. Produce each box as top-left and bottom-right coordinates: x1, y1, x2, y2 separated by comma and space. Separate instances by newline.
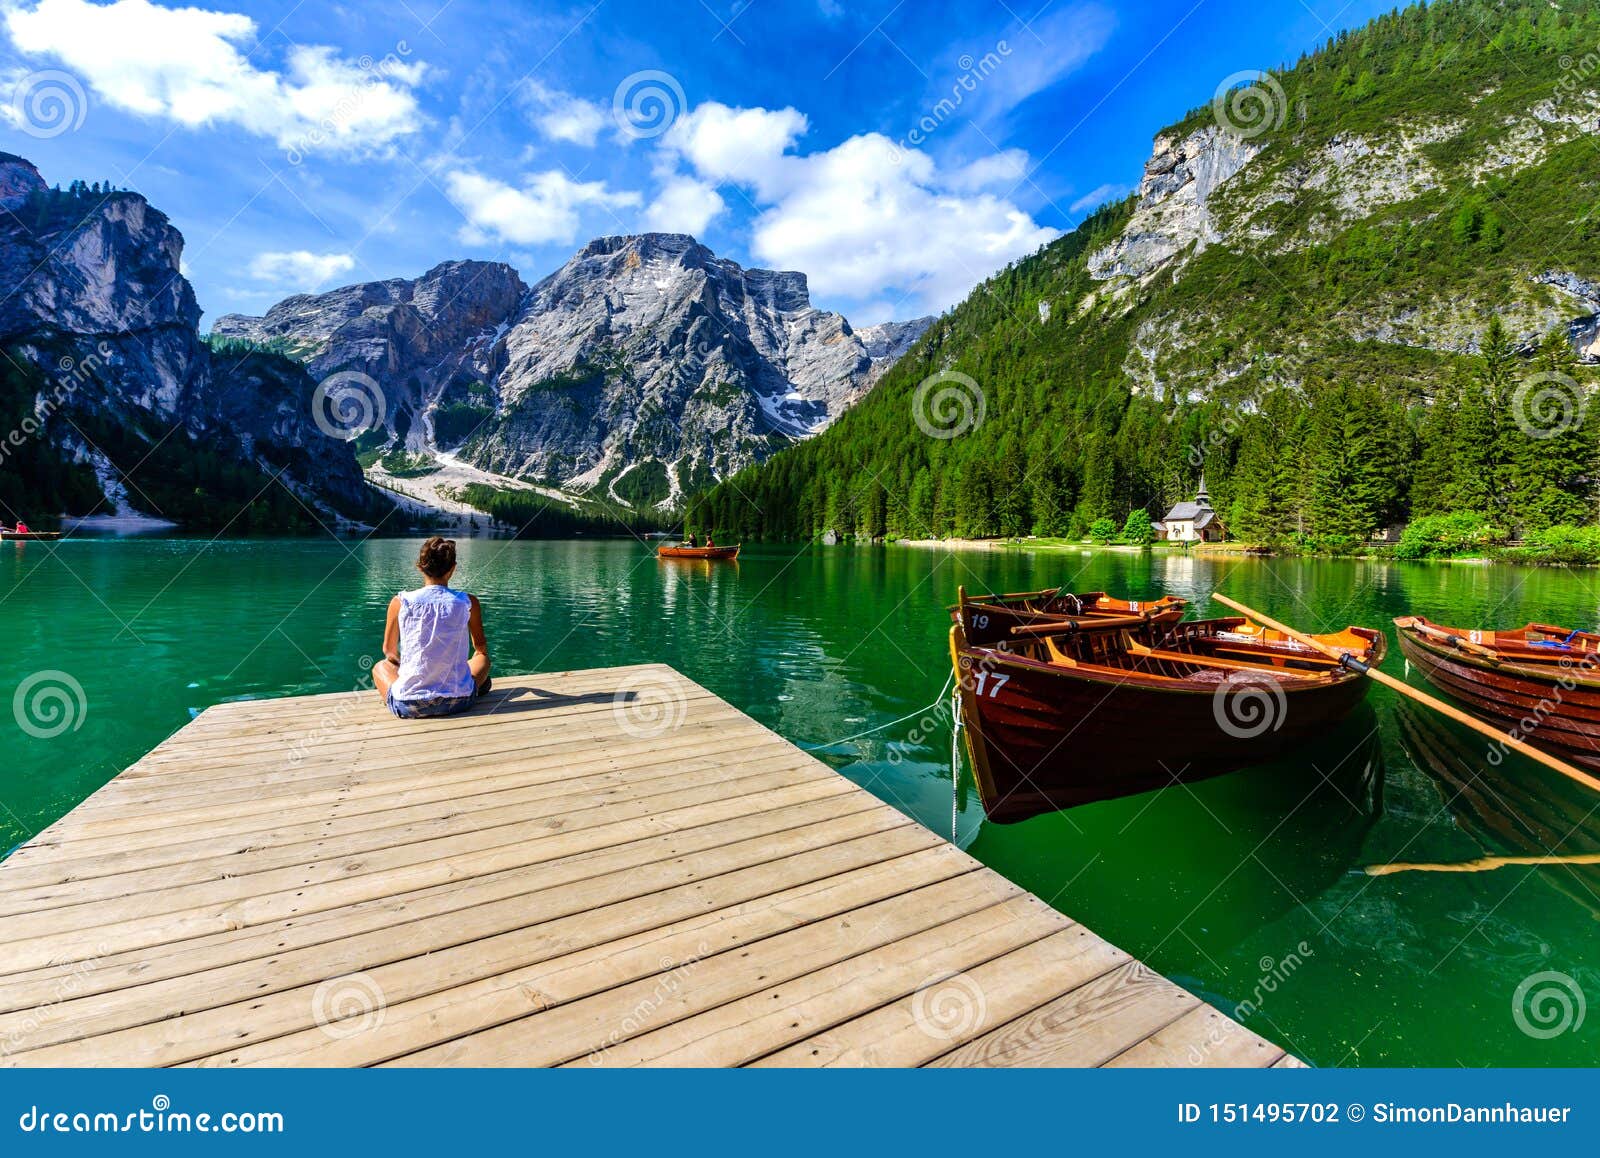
951, 590, 1384, 823
657, 543, 739, 560
1394, 615, 1600, 772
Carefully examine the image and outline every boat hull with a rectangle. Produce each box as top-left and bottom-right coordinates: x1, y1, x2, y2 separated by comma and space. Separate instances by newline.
657, 545, 739, 560
1396, 628, 1600, 771
953, 627, 1378, 823
0, 531, 59, 541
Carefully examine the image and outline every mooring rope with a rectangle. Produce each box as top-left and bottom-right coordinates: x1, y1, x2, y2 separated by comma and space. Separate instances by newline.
950, 685, 964, 845
800, 671, 955, 751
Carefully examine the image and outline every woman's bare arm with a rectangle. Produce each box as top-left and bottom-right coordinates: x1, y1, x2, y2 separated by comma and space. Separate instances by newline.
468, 594, 489, 661
383, 595, 401, 664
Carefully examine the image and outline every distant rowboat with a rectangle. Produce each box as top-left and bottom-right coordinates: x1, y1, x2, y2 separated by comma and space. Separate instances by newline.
0, 531, 60, 541
952, 588, 1384, 822
657, 543, 739, 560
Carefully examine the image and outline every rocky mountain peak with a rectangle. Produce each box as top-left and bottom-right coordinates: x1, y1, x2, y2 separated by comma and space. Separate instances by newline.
0, 152, 45, 209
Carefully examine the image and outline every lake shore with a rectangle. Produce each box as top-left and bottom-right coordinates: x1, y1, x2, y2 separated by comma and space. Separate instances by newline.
890, 536, 1181, 554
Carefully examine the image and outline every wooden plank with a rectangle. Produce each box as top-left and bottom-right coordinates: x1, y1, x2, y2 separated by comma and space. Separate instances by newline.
201, 845, 983, 1067
0, 738, 796, 890
926, 961, 1199, 1067
7, 728, 789, 866
1105, 1004, 1286, 1068
751, 929, 1124, 1067
44, 717, 754, 835
388, 870, 1024, 1067
8, 824, 944, 1065
0, 763, 843, 964
575, 899, 1068, 1067
0, 749, 822, 915
0, 791, 883, 1014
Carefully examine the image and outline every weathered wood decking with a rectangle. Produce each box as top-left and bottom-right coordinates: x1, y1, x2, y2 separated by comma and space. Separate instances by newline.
0, 665, 1299, 1067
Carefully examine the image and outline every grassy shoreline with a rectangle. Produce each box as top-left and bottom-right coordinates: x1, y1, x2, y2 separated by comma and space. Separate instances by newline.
881, 534, 1600, 568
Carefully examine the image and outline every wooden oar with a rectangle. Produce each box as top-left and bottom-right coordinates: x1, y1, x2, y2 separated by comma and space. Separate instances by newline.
1393, 616, 1500, 661
1213, 592, 1600, 795
1010, 614, 1150, 637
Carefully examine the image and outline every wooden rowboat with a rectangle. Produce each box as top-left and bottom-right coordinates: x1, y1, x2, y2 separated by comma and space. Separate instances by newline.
657, 544, 739, 560
949, 587, 1188, 648
0, 531, 60, 541
952, 591, 1385, 823
1394, 615, 1600, 772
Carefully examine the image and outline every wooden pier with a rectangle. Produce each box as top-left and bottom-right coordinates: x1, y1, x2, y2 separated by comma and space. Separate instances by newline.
0, 665, 1299, 1067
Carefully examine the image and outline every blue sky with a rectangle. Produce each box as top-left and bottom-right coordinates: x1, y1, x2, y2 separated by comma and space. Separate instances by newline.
0, 0, 1397, 324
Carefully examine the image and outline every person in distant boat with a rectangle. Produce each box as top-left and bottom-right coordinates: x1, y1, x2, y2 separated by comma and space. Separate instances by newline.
706, 535, 715, 548
371, 536, 491, 719
13, 519, 28, 534
686, 532, 698, 547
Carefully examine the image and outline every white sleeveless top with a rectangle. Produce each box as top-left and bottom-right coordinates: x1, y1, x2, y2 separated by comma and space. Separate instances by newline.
390, 585, 476, 702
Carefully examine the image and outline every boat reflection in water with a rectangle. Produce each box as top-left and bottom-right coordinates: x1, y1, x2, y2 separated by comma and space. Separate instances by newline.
968, 707, 1386, 951
1392, 700, 1600, 918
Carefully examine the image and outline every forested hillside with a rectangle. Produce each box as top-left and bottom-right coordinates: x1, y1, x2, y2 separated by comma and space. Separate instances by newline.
689, 0, 1600, 551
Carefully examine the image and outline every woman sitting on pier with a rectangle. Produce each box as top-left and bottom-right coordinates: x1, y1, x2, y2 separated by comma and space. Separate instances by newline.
371, 536, 491, 718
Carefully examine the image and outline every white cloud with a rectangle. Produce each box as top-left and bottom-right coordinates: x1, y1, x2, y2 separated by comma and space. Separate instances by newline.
943, 149, 1031, 192
643, 174, 725, 236
662, 102, 1057, 313
967, 5, 1116, 116
662, 103, 807, 200
3, 0, 426, 154
520, 80, 606, 147
444, 168, 641, 247
247, 250, 355, 289
1068, 182, 1132, 215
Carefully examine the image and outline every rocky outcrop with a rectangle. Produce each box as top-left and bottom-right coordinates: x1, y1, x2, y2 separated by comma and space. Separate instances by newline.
0, 152, 376, 520
213, 260, 527, 447
858, 316, 937, 380
1087, 127, 1261, 283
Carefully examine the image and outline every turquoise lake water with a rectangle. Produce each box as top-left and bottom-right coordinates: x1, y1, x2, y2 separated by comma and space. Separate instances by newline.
4, 535, 1598, 1065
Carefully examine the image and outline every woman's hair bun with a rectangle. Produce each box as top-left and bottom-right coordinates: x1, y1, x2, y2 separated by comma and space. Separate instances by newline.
417, 536, 457, 579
